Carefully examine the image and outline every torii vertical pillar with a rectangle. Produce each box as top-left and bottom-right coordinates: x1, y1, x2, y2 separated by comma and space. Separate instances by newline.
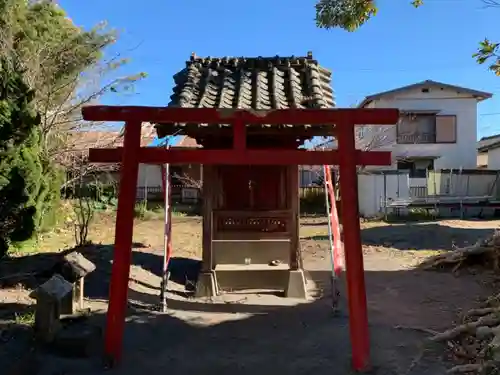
104, 121, 141, 365
337, 123, 370, 371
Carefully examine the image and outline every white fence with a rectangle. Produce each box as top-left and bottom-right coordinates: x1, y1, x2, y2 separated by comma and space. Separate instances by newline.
357, 169, 500, 218
358, 172, 410, 217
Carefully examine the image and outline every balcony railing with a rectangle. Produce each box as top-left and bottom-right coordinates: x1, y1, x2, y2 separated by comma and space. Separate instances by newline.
397, 132, 436, 144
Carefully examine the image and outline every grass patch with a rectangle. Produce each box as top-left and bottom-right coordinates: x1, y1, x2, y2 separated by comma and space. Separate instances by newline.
14, 310, 35, 326
134, 202, 189, 220
385, 208, 438, 223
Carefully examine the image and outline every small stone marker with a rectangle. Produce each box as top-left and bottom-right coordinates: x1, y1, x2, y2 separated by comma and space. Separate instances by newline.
30, 274, 73, 343
61, 252, 96, 282
58, 252, 96, 314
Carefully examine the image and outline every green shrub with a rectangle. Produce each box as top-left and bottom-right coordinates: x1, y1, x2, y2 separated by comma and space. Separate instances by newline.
0, 58, 48, 257
134, 201, 148, 219
300, 187, 326, 215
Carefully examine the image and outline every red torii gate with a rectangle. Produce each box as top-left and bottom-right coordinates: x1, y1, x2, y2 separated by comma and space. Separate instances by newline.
83, 106, 398, 372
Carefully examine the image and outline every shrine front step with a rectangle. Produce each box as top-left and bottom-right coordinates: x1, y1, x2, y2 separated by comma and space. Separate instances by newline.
202, 264, 307, 299
212, 239, 291, 265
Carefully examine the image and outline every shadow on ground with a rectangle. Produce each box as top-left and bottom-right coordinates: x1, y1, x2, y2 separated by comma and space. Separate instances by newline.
361, 223, 493, 251
304, 223, 494, 251
2, 274, 452, 375
0, 245, 200, 300
1, 244, 493, 375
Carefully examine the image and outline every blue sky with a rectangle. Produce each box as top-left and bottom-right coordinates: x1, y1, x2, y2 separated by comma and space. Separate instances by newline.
60, 0, 499, 140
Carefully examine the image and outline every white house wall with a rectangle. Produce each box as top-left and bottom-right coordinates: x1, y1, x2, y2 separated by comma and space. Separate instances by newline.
137, 164, 163, 189
488, 148, 500, 170
359, 87, 478, 170
358, 173, 410, 217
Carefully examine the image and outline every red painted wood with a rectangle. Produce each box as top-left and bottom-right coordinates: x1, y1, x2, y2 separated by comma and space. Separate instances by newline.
337, 123, 370, 371
220, 166, 252, 210
233, 119, 246, 150
253, 166, 283, 210
104, 121, 141, 363
323, 166, 342, 275
88, 148, 392, 166
82, 106, 399, 125
219, 166, 284, 211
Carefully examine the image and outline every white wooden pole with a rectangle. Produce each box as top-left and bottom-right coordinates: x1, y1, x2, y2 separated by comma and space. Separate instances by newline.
160, 144, 172, 312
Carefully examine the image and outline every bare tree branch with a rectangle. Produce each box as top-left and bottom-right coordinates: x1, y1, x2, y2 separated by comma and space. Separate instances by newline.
482, 0, 500, 7
172, 172, 203, 190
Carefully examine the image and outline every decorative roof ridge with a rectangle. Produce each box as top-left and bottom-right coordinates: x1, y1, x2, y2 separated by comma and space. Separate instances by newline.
185, 52, 320, 70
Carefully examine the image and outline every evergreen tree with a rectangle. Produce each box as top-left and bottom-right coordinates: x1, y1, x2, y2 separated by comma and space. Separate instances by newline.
0, 58, 40, 257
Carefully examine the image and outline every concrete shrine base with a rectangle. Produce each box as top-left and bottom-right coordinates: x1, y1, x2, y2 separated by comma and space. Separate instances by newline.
194, 268, 308, 299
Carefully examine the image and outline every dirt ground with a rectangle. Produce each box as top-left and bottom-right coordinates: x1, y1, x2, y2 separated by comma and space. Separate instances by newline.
1, 214, 499, 375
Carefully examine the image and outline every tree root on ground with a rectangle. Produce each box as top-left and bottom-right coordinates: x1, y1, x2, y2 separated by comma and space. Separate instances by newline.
430, 314, 500, 342
418, 231, 500, 273
418, 231, 500, 373
446, 361, 495, 374
428, 307, 500, 374
393, 324, 439, 336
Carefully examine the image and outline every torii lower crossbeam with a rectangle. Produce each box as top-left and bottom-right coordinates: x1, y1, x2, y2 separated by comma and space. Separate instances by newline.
83, 106, 398, 372
88, 148, 392, 166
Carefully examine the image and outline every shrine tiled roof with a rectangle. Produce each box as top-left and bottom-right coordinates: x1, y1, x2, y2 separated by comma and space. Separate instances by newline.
156, 53, 335, 138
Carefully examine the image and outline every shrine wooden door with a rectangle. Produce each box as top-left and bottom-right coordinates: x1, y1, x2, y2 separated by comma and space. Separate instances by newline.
219, 165, 286, 211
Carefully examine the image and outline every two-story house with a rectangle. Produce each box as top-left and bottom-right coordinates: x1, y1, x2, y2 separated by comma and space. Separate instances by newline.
357, 80, 492, 177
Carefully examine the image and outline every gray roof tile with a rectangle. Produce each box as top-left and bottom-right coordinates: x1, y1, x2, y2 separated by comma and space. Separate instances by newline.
478, 134, 500, 151
168, 54, 334, 111
156, 54, 335, 140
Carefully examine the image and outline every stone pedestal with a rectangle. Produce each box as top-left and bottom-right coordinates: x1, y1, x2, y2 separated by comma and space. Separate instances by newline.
59, 252, 96, 315
285, 269, 308, 299
30, 274, 73, 343
195, 272, 218, 297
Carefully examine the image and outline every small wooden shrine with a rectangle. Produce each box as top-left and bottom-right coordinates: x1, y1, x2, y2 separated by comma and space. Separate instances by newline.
83, 52, 399, 371
155, 53, 337, 297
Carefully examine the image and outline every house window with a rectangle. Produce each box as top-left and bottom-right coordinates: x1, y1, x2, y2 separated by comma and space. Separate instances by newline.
397, 114, 457, 144
397, 114, 436, 144
397, 159, 434, 178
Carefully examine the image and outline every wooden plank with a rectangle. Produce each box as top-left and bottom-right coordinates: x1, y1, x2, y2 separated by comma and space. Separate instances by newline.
213, 232, 291, 240
215, 264, 290, 271
288, 165, 300, 270
212, 239, 291, 265
201, 165, 215, 272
